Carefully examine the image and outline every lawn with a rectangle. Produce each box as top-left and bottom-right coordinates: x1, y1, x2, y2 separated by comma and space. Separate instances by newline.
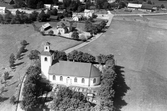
0, 24, 81, 111
78, 17, 167, 111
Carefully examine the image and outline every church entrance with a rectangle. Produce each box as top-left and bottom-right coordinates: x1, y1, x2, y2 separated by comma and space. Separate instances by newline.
66, 77, 72, 86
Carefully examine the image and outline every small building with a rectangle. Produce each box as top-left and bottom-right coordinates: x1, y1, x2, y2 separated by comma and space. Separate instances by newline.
84, 9, 95, 18
44, 4, 52, 10
127, 3, 142, 10
40, 43, 101, 87
72, 14, 83, 21
0, 7, 6, 14
141, 4, 155, 12
40, 23, 52, 32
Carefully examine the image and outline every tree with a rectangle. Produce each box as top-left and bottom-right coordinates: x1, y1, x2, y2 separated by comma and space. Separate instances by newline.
161, 4, 165, 8
27, 0, 38, 9
28, 50, 40, 60
16, 49, 21, 59
26, 66, 41, 76
37, 1, 44, 9
54, 50, 67, 61
98, 67, 116, 110
9, 53, 15, 68
3, 72, 9, 86
50, 8, 58, 16
103, 2, 109, 9
37, 10, 50, 22
10, 96, 16, 105
97, 54, 114, 64
91, 25, 98, 35
22, 67, 52, 110
20, 40, 28, 46
147, 0, 152, 4
0, 14, 4, 23
85, 20, 93, 32
53, 0, 58, 5
51, 87, 92, 111
71, 31, 79, 40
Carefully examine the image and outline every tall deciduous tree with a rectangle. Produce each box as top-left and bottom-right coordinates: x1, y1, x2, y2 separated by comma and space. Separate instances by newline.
28, 50, 40, 60
71, 31, 79, 40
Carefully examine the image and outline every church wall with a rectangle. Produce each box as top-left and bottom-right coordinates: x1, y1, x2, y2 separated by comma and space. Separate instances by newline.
89, 77, 101, 86
49, 75, 92, 87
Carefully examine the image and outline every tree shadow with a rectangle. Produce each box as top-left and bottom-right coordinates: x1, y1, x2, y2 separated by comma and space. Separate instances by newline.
14, 62, 24, 66
7, 75, 13, 80
8, 81, 17, 86
113, 65, 130, 111
0, 96, 8, 103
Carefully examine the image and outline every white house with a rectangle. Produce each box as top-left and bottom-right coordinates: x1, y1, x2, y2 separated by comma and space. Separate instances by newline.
40, 43, 101, 87
44, 4, 52, 10
84, 9, 94, 18
127, 3, 142, 10
0, 7, 6, 14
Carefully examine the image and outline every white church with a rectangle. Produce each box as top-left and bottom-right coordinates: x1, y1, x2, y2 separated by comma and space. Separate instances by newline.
40, 43, 101, 87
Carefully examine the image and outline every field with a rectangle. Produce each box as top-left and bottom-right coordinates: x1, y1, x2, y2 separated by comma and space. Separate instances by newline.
0, 24, 81, 111
78, 16, 167, 111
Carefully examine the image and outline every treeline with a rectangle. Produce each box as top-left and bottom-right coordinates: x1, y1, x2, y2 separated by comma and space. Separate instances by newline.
14, 0, 116, 10
0, 9, 50, 24
53, 50, 114, 65
85, 20, 107, 35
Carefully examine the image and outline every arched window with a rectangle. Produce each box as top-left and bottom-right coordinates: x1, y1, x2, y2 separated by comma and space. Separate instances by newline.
74, 77, 77, 82
44, 57, 47, 61
60, 76, 63, 81
93, 78, 96, 83
53, 75, 56, 80
81, 78, 85, 83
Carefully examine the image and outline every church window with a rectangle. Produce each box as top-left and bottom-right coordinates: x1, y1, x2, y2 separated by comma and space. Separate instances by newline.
74, 77, 77, 82
81, 78, 85, 83
93, 78, 96, 83
60, 76, 63, 81
44, 57, 47, 61
53, 75, 56, 80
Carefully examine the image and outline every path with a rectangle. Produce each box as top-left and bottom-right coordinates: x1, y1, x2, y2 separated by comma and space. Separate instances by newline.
16, 13, 114, 111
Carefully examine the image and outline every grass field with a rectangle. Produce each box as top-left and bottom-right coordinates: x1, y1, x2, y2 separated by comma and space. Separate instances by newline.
0, 24, 81, 111
78, 17, 167, 111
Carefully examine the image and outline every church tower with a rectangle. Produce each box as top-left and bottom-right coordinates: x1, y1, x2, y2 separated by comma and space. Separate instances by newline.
40, 42, 53, 79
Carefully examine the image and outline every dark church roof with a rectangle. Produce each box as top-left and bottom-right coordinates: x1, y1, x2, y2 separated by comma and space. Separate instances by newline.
49, 61, 101, 78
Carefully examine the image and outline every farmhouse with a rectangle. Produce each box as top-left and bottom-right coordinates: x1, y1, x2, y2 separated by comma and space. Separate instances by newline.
84, 9, 95, 18
0, 7, 6, 14
40, 43, 101, 87
44, 4, 52, 10
40, 23, 52, 32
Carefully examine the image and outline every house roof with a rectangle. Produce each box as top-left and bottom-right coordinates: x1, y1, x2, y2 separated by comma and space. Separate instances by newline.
127, 3, 142, 8
141, 4, 154, 10
41, 23, 52, 30
84, 9, 94, 13
49, 61, 101, 78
